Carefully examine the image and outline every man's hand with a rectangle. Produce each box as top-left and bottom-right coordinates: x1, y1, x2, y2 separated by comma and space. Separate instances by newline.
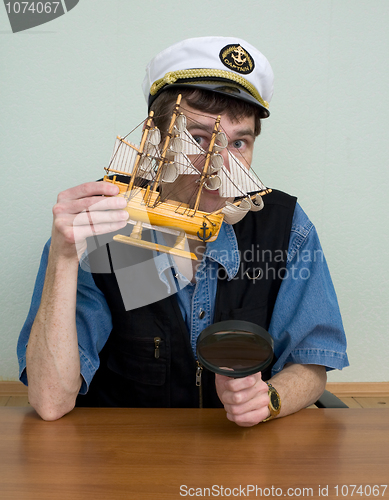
51, 181, 129, 259
216, 364, 327, 428
215, 372, 270, 427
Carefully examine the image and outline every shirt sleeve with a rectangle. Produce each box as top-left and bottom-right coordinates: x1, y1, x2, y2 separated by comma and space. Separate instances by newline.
268, 203, 349, 375
17, 240, 113, 395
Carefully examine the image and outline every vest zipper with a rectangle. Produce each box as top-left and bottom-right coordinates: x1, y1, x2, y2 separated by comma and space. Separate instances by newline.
196, 361, 203, 409
154, 337, 162, 359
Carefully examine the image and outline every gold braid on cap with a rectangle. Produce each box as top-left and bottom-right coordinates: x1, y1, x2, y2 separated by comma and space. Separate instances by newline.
150, 69, 269, 109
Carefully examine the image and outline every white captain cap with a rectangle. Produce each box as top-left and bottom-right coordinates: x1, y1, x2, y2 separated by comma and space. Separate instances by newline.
142, 36, 274, 118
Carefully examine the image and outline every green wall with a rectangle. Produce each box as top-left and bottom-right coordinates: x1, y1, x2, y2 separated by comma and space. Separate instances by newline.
1, 0, 388, 382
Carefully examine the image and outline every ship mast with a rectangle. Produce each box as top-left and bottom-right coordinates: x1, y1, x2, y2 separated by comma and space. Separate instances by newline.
125, 111, 155, 194
191, 115, 222, 214
150, 94, 183, 203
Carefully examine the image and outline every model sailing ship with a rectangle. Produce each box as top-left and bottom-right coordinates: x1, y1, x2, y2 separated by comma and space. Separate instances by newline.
103, 95, 271, 260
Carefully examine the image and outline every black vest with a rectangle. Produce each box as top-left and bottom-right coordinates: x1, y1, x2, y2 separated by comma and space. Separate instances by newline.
76, 190, 296, 408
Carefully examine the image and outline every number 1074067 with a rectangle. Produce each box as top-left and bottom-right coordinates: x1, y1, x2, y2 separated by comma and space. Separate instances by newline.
5, 2, 60, 14
332, 485, 387, 497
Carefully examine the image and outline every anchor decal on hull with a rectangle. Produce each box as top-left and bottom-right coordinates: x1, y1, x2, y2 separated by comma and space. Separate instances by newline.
197, 222, 212, 242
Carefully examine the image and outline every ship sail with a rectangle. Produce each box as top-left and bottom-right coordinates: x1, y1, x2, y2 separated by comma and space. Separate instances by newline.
107, 130, 201, 182
108, 138, 140, 177
108, 128, 265, 202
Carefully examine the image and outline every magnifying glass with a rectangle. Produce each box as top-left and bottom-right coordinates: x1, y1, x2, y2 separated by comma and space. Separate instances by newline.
196, 320, 274, 378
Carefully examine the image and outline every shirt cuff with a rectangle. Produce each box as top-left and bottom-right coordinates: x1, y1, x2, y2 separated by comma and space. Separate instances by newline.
18, 357, 28, 386
79, 349, 99, 395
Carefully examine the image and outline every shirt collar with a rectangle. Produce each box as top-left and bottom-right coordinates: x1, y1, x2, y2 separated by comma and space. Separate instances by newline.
204, 223, 240, 280
154, 222, 240, 289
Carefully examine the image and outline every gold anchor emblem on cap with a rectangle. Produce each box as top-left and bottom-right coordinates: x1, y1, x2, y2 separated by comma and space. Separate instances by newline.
231, 46, 247, 66
219, 43, 254, 74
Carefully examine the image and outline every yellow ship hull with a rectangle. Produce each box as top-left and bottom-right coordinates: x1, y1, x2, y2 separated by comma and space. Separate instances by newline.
104, 177, 224, 251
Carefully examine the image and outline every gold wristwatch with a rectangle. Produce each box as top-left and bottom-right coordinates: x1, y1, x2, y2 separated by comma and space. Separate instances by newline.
262, 383, 281, 422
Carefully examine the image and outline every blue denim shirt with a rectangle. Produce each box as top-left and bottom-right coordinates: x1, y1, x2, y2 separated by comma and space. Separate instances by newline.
17, 203, 349, 394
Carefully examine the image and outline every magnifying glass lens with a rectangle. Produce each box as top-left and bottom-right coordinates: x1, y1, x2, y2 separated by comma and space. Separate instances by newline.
197, 321, 274, 378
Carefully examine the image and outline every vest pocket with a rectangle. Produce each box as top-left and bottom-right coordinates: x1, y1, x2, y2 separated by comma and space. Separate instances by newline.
106, 336, 167, 386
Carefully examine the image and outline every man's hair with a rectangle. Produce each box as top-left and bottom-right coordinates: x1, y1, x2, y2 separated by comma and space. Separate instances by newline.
150, 87, 262, 136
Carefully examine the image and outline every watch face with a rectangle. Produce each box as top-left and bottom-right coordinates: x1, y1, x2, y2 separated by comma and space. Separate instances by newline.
270, 391, 280, 410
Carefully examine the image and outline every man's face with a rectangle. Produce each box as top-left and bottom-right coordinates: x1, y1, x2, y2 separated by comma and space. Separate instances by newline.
161, 99, 256, 213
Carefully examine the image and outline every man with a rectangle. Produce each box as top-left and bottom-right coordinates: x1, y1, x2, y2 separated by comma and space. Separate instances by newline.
17, 37, 348, 425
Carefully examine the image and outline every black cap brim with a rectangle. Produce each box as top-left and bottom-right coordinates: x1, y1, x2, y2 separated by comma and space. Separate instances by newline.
148, 80, 270, 118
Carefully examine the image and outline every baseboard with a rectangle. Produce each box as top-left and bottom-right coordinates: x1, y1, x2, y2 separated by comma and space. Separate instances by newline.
0, 381, 28, 395
326, 382, 389, 397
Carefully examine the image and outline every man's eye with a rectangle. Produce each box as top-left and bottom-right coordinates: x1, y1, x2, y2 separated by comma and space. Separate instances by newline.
232, 140, 244, 149
193, 136, 203, 145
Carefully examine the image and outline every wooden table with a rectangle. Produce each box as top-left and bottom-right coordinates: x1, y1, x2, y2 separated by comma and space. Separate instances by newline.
0, 407, 388, 499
